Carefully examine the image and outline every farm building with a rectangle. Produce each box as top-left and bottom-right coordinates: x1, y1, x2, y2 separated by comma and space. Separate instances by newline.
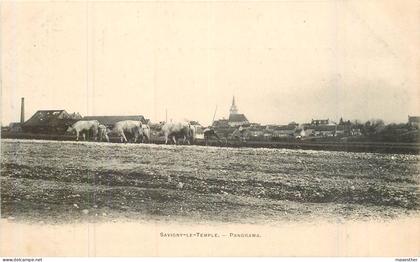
22, 110, 82, 134
82, 115, 148, 128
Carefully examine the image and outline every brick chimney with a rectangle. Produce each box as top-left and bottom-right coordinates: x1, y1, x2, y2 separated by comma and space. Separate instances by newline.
20, 97, 25, 124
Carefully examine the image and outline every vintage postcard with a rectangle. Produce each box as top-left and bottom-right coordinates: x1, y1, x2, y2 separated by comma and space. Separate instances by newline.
1, 0, 419, 258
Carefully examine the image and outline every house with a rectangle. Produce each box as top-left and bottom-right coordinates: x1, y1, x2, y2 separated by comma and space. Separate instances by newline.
246, 126, 265, 140
350, 128, 362, 136
335, 125, 347, 137
270, 125, 296, 138
22, 110, 82, 134
82, 115, 147, 128
311, 119, 330, 126
314, 125, 336, 137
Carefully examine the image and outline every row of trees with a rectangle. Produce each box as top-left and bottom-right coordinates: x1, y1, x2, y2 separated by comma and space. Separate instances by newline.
338, 118, 418, 142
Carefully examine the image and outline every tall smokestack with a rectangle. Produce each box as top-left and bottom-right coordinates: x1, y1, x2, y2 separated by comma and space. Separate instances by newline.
20, 97, 25, 124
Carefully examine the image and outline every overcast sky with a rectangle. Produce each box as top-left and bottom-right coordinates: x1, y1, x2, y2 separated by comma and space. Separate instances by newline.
1, 0, 419, 126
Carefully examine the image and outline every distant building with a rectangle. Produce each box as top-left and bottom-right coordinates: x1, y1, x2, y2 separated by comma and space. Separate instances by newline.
268, 125, 296, 138
335, 125, 347, 137
212, 96, 249, 129
228, 114, 249, 127
246, 125, 266, 140
212, 119, 229, 128
82, 115, 147, 128
314, 125, 336, 137
228, 96, 249, 127
22, 110, 82, 134
229, 96, 239, 115
408, 115, 420, 128
311, 119, 330, 126
335, 121, 362, 137
350, 128, 362, 136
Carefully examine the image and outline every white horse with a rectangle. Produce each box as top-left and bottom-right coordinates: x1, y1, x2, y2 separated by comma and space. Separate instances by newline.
159, 121, 195, 144
112, 120, 144, 143
98, 124, 110, 142
67, 120, 100, 141
140, 124, 151, 143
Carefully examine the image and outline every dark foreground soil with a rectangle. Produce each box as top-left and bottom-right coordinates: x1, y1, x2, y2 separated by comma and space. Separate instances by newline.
1, 139, 419, 224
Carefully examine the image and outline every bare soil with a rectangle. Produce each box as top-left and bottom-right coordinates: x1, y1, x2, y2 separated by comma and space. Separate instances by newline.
1, 139, 419, 224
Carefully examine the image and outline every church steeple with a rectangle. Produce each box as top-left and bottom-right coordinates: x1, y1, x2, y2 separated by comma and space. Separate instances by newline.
230, 96, 238, 115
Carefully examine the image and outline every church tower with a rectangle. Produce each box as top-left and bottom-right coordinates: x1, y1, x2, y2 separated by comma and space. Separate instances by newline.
230, 96, 238, 115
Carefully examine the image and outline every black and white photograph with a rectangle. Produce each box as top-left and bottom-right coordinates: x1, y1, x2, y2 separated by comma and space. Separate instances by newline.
0, 0, 419, 258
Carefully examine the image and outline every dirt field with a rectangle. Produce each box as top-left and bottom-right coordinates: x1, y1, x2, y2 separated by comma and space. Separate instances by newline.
1, 139, 419, 224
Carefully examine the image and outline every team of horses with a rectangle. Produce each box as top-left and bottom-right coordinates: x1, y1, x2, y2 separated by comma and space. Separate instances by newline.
66, 120, 214, 145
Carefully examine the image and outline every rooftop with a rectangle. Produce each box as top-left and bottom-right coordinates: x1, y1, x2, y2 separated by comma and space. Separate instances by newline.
23, 110, 75, 127
228, 113, 248, 123
314, 125, 336, 131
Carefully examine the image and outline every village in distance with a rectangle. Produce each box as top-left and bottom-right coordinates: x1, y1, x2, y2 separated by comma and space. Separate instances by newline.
2, 96, 420, 154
